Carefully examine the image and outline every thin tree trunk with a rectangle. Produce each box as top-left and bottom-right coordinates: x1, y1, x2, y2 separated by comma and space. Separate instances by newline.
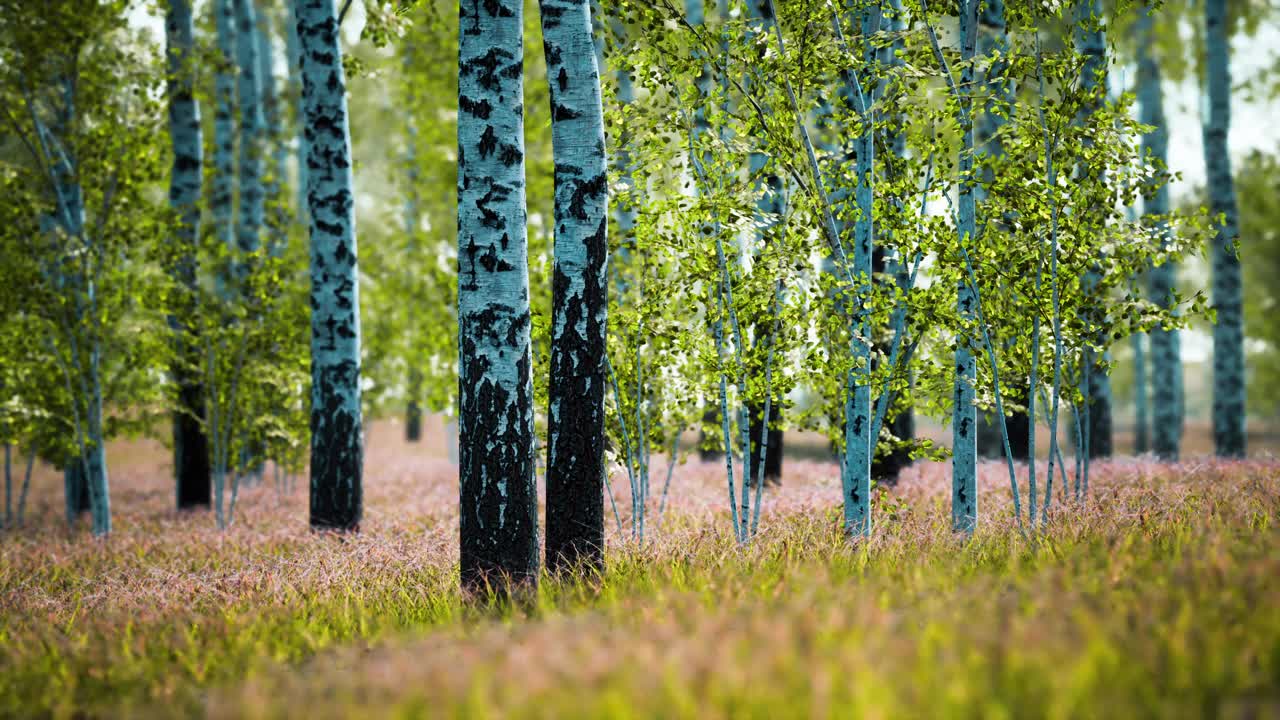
457, 0, 539, 590
1135, 5, 1182, 461
166, 0, 212, 511
296, 0, 364, 532
1204, 0, 1245, 457
541, 0, 610, 573
952, 0, 979, 533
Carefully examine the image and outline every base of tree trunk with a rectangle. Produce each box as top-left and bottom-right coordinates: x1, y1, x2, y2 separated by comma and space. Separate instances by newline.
174, 404, 211, 510
405, 400, 422, 443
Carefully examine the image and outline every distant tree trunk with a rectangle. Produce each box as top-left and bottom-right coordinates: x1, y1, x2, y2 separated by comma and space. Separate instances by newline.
747, 401, 783, 484
212, 0, 237, 255
64, 457, 91, 522
457, 0, 539, 591
1204, 0, 1245, 458
257, 5, 289, 255
948, 0, 979, 533
1132, 332, 1149, 452
166, 0, 212, 511
285, 1, 307, 222
406, 369, 423, 442
871, 249, 914, 482
1076, 0, 1112, 464
541, 0, 609, 573
404, 111, 423, 444
234, 0, 266, 484
971, 0, 1031, 465
235, 0, 264, 258
745, 0, 783, 488
1135, 5, 1182, 461
868, 0, 915, 484
296, 0, 364, 531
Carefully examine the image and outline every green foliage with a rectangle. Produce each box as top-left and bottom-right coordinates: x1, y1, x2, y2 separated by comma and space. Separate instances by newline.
0, 0, 171, 472
1237, 148, 1280, 418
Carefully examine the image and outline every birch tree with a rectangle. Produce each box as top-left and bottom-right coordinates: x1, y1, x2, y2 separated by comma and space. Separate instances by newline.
1204, 0, 1245, 457
296, 0, 364, 531
541, 0, 610, 572
236, 0, 265, 260
1076, 0, 1113, 462
457, 0, 540, 589
165, 0, 211, 510
213, 0, 237, 253
1135, 3, 1182, 460
923, 0, 981, 533
0, 0, 170, 536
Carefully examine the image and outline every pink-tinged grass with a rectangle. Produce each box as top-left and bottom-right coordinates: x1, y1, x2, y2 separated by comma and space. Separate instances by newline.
2, 423, 1279, 718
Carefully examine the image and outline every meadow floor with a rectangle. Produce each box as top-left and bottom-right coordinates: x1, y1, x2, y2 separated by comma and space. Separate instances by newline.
2, 423, 1279, 718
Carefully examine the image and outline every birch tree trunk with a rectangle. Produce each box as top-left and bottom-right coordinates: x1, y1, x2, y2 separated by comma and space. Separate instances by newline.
1204, 0, 1246, 458
1132, 332, 1148, 452
286, 1, 308, 221
457, 0, 540, 590
1135, 5, 1182, 461
841, 5, 876, 538
1076, 0, 1113, 462
296, 0, 364, 531
166, 0, 212, 511
42, 76, 111, 535
213, 0, 237, 255
63, 457, 90, 522
541, 0, 610, 572
952, 0, 979, 533
236, 0, 265, 261
257, 8, 289, 255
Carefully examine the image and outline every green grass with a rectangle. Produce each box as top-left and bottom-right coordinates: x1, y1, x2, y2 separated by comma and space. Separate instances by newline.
2, 458, 1279, 718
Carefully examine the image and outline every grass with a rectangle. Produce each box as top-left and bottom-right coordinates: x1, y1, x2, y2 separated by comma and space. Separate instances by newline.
2, 425, 1279, 718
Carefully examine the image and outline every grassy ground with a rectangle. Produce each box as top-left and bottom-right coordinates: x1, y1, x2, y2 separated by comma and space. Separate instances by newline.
2, 424, 1279, 718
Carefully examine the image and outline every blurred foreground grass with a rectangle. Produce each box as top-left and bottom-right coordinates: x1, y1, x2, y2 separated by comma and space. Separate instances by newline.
1, 439, 1278, 718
